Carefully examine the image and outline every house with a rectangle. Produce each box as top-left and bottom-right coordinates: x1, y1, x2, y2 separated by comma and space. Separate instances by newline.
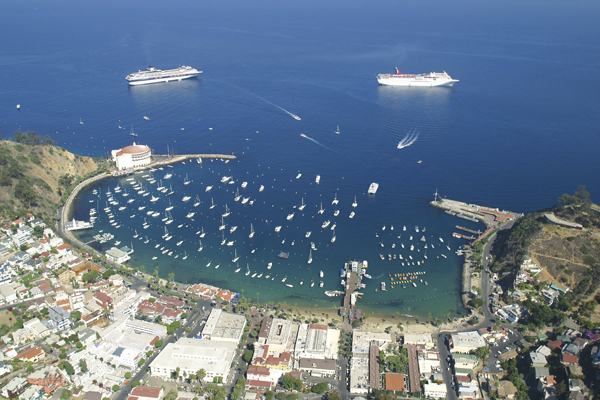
530, 352, 548, 367
27, 365, 68, 394
105, 247, 130, 264
0, 376, 27, 398
58, 269, 76, 286
94, 292, 113, 309
56, 243, 72, 257
15, 346, 45, 363
156, 296, 185, 309
385, 373, 406, 392
0, 283, 18, 304
423, 383, 447, 399
137, 299, 166, 318
493, 380, 518, 399
561, 353, 579, 366
108, 274, 124, 286
45, 307, 72, 332
161, 308, 183, 324
0, 361, 13, 375
129, 386, 164, 400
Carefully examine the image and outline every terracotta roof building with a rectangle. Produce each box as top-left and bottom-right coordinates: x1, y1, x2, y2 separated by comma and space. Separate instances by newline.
385, 373, 406, 392
16, 346, 45, 363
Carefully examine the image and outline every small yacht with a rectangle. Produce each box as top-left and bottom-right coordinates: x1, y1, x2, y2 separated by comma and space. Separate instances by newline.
333, 210, 340, 217
259, 185, 265, 192
241, 181, 248, 188
349, 211, 355, 218
321, 220, 331, 229
267, 262, 272, 269
332, 194, 339, 205
315, 175, 321, 184
230, 226, 237, 233
206, 185, 213, 192
320, 270, 324, 278
311, 242, 317, 250
287, 213, 295, 221
305, 231, 311, 238
296, 172, 302, 179
182, 195, 191, 202
274, 226, 282, 233
241, 197, 249, 204
403, 225, 407, 231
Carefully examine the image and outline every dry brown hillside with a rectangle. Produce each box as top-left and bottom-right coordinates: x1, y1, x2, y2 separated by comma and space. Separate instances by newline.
0, 137, 106, 223
492, 202, 600, 301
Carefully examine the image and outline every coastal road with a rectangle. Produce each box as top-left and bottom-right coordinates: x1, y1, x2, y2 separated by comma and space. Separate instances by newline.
435, 219, 516, 400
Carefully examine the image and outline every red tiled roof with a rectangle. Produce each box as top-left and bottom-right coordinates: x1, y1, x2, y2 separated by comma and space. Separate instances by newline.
561, 353, 578, 364
385, 373, 405, 392
130, 386, 162, 399
547, 340, 562, 349
247, 365, 270, 376
56, 244, 71, 250
309, 324, 327, 330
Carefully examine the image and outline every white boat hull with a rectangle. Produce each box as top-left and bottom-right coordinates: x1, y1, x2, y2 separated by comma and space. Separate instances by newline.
129, 74, 199, 86
377, 76, 458, 87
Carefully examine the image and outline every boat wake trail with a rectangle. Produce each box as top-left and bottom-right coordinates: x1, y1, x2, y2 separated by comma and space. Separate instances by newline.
254, 94, 301, 120
396, 128, 419, 149
300, 133, 336, 152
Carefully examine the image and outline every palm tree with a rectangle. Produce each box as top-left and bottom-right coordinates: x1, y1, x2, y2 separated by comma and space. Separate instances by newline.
256, 291, 260, 305
197, 368, 206, 382
168, 272, 175, 283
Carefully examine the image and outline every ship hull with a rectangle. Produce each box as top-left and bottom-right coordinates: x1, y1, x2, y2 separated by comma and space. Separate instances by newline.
128, 74, 199, 86
377, 76, 458, 87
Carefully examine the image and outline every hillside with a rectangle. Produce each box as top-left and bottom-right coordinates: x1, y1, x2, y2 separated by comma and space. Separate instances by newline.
491, 189, 600, 302
0, 133, 107, 223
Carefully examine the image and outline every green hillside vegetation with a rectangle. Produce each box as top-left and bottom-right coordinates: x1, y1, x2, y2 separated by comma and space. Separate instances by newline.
0, 131, 109, 223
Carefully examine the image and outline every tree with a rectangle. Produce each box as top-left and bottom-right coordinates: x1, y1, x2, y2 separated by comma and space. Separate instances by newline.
327, 390, 342, 400
79, 359, 88, 373
264, 391, 274, 400
311, 382, 328, 394
470, 298, 484, 309
125, 372, 131, 379
71, 310, 82, 321
112, 385, 120, 392
243, 350, 254, 363
154, 339, 163, 348
61, 361, 74, 375
475, 346, 490, 360
197, 368, 206, 381
281, 374, 302, 391
60, 389, 73, 400
131, 381, 141, 388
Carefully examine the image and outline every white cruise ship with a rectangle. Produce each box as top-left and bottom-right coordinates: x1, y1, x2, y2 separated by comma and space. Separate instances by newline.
126, 66, 202, 86
377, 68, 458, 87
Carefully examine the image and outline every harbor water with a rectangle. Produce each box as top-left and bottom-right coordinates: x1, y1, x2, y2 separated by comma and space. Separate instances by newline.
2, 0, 600, 317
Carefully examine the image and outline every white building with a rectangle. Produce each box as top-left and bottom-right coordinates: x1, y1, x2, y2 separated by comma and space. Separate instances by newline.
0, 283, 17, 304
404, 333, 435, 347
111, 143, 152, 171
424, 382, 448, 399
201, 309, 246, 343
105, 247, 130, 264
294, 324, 340, 362
150, 337, 237, 382
451, 331, 486, 353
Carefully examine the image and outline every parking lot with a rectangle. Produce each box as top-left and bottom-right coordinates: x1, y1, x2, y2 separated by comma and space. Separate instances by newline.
483, 328, 523, 375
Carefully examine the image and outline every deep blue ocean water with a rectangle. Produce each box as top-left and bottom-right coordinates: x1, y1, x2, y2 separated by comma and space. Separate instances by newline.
2, 0, 600, 318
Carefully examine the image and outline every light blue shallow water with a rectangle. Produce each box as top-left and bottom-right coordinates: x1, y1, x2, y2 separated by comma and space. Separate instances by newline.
2, 0, 600, 317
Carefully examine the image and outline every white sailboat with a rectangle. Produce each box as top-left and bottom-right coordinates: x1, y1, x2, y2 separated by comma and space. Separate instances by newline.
133, 229, 139, 239
298, 197, 306, 211
352, 196, 358, 208
331, 228, 336, 243
210, 198, 216, 209
234, 188, 241, 202
335, 125, 340, 134
249, 223, 255, 238
183, 174, 190, 185
232, 249, 240, 263
221, 231, 226, 246
198, 239, 203, 252
234, 264, 241, 273
222, 204, 230, 217
165, 198, 174, 211
219, 217, 226, 230
193, 195, 201, 207
332, 193, 339, 205
199, 227, 206, 238
182, 251, 188, 260
318, 202, 324, 214
307, 249, 313, 264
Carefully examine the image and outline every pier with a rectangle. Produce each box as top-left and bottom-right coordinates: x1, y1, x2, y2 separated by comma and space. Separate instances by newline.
341, 261, 366, 324
455, 225, 480, 235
